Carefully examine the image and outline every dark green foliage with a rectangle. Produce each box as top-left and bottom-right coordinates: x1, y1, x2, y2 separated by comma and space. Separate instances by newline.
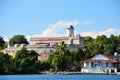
84, 36, 93, 42
13, 47, 39, 74
57, 41, 67, 55
47, 41, 85, 71
10, 35, 29, 44
0, 52, 12, 74
0, 47, 40, 74
84, 35, 120, 57
84, 36, 93, 46
0, 36, 7, 50
76, 47, 85, 61
0, 36, 5, 46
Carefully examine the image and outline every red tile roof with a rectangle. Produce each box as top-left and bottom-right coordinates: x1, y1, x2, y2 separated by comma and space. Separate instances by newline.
82, 59, 117, 63
82, 54, 118, 63
36, 42, 60, 44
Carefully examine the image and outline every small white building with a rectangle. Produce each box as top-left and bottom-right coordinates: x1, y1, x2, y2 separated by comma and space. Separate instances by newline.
113, 52, 120, 71
81, 54, 118, 74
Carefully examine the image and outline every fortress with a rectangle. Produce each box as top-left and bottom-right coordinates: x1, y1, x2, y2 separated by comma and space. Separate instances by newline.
5, 25, 84, 61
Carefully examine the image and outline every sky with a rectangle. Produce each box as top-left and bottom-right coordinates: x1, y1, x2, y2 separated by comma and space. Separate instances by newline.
0, 0, 120, 41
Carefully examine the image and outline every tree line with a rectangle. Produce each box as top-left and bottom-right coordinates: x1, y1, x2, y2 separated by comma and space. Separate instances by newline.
0, 34, 120, 74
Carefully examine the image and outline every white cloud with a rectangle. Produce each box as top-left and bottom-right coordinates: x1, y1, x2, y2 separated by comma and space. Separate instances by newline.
4, 20, 92, 41
31, 20, 93, 38
31, 20, 80, 37
82, 21, 91, 26
81, 28, 120, 38
4, 20, 120, 41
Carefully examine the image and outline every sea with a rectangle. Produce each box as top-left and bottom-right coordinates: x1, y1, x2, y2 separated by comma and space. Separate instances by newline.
0, 74, 120, 80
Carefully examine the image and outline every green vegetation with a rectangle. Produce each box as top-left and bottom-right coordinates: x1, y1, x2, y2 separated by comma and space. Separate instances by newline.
12, 47, 39, 74
0, 34, 120, 74
47, 46, 84, 71
0, 36, 7, 50
84, 35, 120, 57
0, 47, 50, 74
10, 35, 29, 44
0, 47, 39, 74
0, 52, 12, 74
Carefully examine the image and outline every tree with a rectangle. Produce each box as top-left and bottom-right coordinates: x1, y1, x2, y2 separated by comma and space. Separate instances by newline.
57, 41, 67, 55
0, 36, 6, 50
47, 42, 85, 71
0, 52, 12, 74
69, 48, 85, 71
47, 41, 68, 71
51, 54, 59, 71
13, 47, 39, 74
84, 34, 120, 57
77, 47, 85, 61
84, 36, 93, 42
109, 35, 118, 52
84, 49, 92, 59
10, 35, 28, 44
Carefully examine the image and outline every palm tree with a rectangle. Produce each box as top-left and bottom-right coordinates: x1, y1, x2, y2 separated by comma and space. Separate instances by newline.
57, 41, 67, 55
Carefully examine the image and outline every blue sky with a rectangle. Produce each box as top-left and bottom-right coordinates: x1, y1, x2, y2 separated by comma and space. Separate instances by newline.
0, 0, 120, 40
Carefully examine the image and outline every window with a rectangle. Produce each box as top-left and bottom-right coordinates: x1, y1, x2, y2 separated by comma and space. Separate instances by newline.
106, 63, 108, 67
91, 62, 94, 67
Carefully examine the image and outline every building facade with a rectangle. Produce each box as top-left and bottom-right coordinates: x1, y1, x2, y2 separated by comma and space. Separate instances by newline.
81, 54, 118, 74
4, 25, 84, 61
113, 52, 120, 71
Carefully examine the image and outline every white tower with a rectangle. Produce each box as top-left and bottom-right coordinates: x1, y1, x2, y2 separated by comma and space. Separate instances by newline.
67, 25, 74, 37
7, 38, 13, 48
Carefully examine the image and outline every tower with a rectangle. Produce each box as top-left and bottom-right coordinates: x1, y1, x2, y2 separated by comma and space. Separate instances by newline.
7, 38, 13, 48
67, 25, 74, 37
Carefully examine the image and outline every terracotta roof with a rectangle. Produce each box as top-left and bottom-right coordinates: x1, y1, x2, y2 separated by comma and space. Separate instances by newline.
36, 42, 60, 44
82, 54, 118, 63
82, 59, 117, 63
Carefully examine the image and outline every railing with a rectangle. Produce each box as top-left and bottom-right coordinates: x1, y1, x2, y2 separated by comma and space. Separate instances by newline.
81, 67, 117, 74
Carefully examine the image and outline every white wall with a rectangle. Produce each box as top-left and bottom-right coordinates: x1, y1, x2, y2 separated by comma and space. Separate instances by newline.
83, 62, 112, 68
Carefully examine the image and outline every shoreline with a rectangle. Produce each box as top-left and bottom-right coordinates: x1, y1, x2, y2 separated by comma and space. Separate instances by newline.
39, 71, 120, 75
1, 71, 120, 75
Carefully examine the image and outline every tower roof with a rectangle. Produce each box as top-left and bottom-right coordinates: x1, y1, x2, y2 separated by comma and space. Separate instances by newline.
67, 25, 74, 29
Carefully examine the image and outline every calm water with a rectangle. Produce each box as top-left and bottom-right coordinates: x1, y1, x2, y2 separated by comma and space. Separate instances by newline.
0, 74, 120, 80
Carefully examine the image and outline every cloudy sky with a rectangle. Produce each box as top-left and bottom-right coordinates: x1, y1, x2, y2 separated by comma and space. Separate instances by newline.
0, 0, 120, 40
